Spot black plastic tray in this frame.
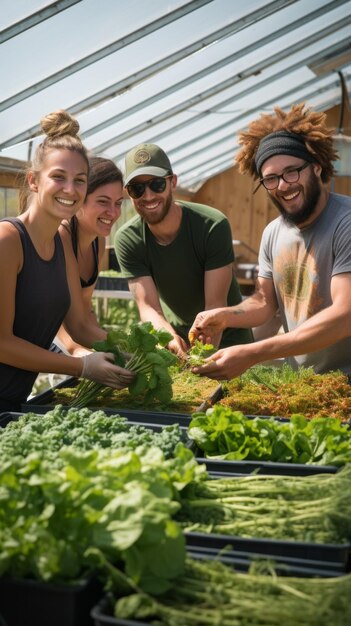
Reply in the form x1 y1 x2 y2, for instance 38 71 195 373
186 545 344 576
185 531 351 571
201 457 339 476
91 596 145 626
0 575 103 626
20 405 192 427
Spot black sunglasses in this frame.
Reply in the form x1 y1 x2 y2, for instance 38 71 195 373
126 175 173 199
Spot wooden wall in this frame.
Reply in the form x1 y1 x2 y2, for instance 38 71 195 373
190 105 351 264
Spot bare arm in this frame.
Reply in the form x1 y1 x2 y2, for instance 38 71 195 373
128 276 188 356
193 273 351 380
202 264 238 347
190 276 278 344
60 234 106 347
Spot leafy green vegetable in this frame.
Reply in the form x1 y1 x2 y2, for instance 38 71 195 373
188 405 351 465
185 340 216 368
0 414 202 587
71 322 177 408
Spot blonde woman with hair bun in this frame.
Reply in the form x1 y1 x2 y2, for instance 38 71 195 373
0 109 134 412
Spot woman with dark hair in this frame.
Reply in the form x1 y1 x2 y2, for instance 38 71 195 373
0 110 133 412
54 156 124 356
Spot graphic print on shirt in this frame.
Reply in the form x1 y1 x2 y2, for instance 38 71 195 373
274 241 323 326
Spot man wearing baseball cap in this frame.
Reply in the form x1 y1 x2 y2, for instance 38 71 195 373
189 103 351 380
114 142 253 357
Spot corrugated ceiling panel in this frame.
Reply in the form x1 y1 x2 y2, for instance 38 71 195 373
0 0 350 190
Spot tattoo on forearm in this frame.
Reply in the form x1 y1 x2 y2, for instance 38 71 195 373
233 307 246 316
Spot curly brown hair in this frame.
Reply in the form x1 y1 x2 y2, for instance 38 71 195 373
235 103 338 183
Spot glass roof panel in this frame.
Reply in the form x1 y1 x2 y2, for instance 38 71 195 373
1 0 350 191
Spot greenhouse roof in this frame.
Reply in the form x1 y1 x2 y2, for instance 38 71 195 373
1 0 350 191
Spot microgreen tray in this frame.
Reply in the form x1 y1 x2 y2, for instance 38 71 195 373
21 402 192 427
22 375 222 416
0 411 196 455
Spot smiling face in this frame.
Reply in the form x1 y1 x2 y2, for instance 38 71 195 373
261 155 323 227
76 181 123 237
129 174 176 225
29 148 88 220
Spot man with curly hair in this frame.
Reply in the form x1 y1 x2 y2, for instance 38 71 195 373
189 103 351 380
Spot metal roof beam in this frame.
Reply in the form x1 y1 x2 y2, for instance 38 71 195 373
0 0 213 112
81 0 300 138
108 33 351 160
171 76 348 170
81 0 344 140
0 0 298 146
0 0 82 44
96 12 350 154
170 72 351 179
177 83 350 185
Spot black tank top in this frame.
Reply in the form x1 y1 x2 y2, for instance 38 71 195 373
0 218 71 411
70 216 99 288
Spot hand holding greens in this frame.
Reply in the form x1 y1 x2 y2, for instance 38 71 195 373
71 322 177 408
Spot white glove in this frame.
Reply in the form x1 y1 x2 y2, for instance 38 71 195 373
81 352 135 389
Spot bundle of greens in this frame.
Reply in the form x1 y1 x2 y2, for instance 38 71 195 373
103 557 351 626
188 406 351 465
176 466 351 543
71 322 177 408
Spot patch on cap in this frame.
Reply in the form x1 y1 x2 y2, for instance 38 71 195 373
134 149 152 164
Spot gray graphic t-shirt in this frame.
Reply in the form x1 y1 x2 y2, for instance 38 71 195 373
258 192 351 375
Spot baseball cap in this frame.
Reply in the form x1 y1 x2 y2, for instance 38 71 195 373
124 143 173 185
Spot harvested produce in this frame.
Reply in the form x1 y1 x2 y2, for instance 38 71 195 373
188 406 351 465
176 466 351 543
107 557 351 626
71 322 177 408
220 364 351 421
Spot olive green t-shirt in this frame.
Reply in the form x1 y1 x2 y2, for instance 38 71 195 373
115 201 252 347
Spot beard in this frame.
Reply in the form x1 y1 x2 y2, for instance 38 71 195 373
136 189 172 225
270 170 322 226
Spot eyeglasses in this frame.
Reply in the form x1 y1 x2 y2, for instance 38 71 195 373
254 161 311 193
126 175 173 199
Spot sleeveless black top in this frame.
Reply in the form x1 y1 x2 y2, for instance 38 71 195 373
70 216 99 288
0 218 71 411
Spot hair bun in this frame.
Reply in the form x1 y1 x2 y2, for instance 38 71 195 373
40 109 80 139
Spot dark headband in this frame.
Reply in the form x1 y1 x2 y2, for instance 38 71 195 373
255 130 315 175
